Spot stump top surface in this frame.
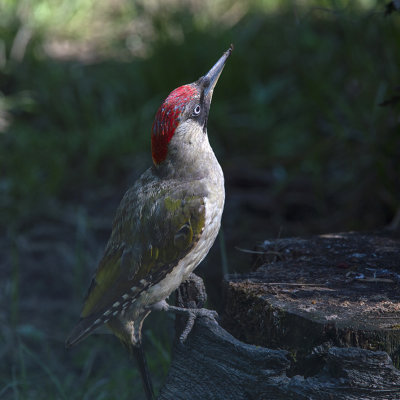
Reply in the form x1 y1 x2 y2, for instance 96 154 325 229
229 232 400 331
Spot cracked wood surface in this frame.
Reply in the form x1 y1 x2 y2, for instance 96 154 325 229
224 231 400 373
158 237 400 400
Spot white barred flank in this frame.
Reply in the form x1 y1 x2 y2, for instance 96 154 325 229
80 285 147 333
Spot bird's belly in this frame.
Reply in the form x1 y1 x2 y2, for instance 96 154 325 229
135 191 224 308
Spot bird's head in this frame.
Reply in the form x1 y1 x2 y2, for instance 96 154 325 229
151 46 233 166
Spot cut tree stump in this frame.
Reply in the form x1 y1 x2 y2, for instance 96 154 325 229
223 231 400 374
158 231 400 399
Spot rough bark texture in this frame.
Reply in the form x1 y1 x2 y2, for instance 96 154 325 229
158 231 400 399
223 231 400 373
159 317 400 399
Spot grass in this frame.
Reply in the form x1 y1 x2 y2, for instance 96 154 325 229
1 0 400 398
1 1 399 226
2 285 172 400
3 338 143 399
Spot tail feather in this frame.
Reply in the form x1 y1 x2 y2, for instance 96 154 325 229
65 315 105 348
132 343 155 400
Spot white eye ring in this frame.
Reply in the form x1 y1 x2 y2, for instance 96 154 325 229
193 104 201 116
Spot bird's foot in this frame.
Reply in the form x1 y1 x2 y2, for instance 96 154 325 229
149 301 218 342
167 305 218 342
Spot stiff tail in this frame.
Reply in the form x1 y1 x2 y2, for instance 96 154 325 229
65 315 105 348
131 343 155 400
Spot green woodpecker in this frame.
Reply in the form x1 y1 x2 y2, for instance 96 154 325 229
66 46 232 399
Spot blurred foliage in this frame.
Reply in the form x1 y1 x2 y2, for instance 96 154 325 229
1 0 400 398
1 0 399 227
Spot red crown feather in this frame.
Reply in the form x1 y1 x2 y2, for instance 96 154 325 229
151 84 197 165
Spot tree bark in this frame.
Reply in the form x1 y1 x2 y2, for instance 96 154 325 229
224 231 400 372
159 317 400 400
158 231 400 399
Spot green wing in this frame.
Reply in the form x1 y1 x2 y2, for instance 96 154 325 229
79 176 206 321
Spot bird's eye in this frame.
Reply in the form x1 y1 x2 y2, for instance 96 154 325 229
193 104 201 116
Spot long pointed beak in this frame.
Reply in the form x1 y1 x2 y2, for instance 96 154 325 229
202 45 233 101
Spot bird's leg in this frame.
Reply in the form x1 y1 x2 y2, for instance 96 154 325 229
150 273 218 342
151 300 218 342
166 303 218 342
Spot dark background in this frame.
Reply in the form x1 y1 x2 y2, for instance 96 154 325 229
1 0 399 398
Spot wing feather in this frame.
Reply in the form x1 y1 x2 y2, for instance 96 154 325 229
66 170 207 347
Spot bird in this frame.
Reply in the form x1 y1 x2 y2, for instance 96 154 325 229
66 45 232 399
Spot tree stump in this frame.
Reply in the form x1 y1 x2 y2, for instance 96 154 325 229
223 231 400 374
158 231 400 399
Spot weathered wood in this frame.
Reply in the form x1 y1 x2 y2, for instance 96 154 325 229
223 232 400 373
159 317 290 400
159 318 400 399
158 269 400 399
